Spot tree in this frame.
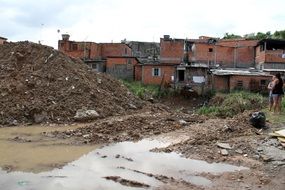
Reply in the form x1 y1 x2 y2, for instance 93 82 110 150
273 30 285 39
223 33 242 39
243 30 285 40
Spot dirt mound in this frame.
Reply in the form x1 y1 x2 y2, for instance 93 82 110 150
155 111 264 163
0 42 143 125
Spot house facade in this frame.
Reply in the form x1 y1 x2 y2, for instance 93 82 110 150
58 34 285 94
58 34 134 76
255 39 285 74
0 37 7 45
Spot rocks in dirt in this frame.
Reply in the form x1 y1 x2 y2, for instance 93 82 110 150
51 112 206 144
33 111 48 123
235 149 243 154
178 119 187 126
259 146 285 162
0 42 143 125
220 149 229 156
74 109 100 121
216 142 232 150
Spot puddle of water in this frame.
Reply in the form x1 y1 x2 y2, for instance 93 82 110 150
0 125 98 172
0 139 248 190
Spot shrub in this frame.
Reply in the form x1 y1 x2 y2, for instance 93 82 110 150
121 80 172 99
197 91 266 118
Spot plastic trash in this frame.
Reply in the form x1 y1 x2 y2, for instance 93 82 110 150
249 112 266 129
17 180 29 186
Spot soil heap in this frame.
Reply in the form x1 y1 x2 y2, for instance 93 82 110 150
0 42 143 125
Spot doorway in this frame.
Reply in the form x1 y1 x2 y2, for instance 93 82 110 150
178 70 185 82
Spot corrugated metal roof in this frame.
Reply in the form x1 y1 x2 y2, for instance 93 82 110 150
211 69 272 76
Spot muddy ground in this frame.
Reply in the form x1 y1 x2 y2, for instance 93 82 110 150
0 98 284 190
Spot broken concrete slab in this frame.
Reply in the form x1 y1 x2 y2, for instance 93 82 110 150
217 142 232 150
74 109 100 121
259 146 285 161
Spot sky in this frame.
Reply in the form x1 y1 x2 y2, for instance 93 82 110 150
0 0 284 49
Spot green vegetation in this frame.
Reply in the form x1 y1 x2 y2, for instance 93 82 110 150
121 80 172 99
197 91 266 118
223 29 285 40
263 98 285 124
223 33 242 39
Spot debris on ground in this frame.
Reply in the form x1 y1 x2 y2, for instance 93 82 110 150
269 128 285 147
48 111 207 144
0 42 143 125
249 112 266 129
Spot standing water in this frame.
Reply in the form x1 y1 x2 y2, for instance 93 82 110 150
0 139 248 190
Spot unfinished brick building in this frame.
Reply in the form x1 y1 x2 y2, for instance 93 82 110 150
58 34 285 94
58 34 133 77
141 35 285 93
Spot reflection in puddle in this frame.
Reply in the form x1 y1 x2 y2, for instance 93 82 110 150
0 125 98 172
0 139 248 190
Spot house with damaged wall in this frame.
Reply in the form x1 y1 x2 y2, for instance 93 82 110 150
58 35 159 80
138 35 285 94
58 34 285 94
58 34 138 80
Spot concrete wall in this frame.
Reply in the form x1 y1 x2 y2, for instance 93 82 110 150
126 41 160 63
183 67 209 95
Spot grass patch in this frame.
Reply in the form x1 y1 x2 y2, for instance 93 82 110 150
263 98 285 124
121 80 172 99
197 91 266 118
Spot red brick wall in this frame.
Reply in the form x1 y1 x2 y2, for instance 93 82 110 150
134 65 142 81
190 43 216 63
265 50 285 63
213 75 271 92
190 42 255 67
141 65 175 85
106 57 138 68
58 41 101 59
101 44 132 58
160 38 184 64
218 39 258 47
58 41 131 60
236 46 255 64
229 75 271 91
255 46 265 64
212 75 229 91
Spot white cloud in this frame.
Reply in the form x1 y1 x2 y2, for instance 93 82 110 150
0 0 284 49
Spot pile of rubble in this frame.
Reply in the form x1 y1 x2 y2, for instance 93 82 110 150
0 42 143 125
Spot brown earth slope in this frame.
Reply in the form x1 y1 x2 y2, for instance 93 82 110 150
0 42 143 125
